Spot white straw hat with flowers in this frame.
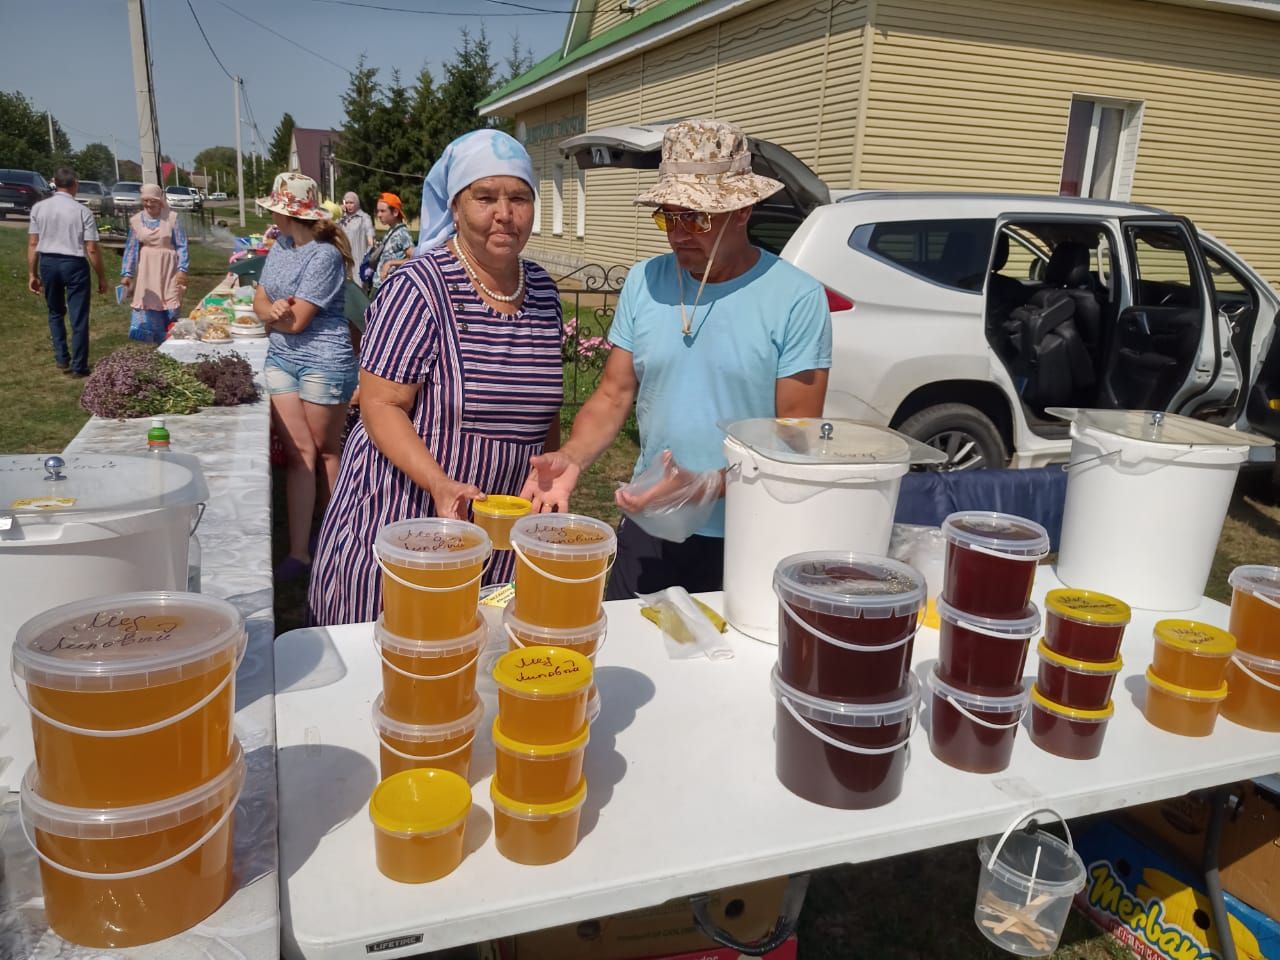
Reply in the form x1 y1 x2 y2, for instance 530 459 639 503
633 118 783 213
257 171 329 220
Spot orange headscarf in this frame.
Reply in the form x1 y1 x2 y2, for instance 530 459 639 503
379 192 403 212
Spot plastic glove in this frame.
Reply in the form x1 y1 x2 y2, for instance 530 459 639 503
615 450 722 543
638 586 734 661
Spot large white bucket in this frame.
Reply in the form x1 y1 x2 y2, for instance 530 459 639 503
722 435 907 640
1055 422 1249 611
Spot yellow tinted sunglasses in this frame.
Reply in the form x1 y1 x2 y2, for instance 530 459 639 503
651 209 713 234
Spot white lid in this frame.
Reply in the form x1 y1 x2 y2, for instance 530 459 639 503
22 740 244 835
927 666 1029 713
503 605 609 642
510 514 617 560
1228 564 1280 601
375 615 487 657
372 694 484 743
374 518 491 570
722 418 944 467
773 551 926 620
942 511 1050 559
0 452 208 519
771 667 920 727
1047 407 1271 449
936 597 1042 638
12 591 246 692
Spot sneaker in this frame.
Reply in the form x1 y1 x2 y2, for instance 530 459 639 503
55 361 69 371
67 370 91 379
275 555 312 584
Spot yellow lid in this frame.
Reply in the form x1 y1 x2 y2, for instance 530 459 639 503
1153 620 1236 658
493 645 593 698
1044 589 1132 626
1036 639 1123 674
1145 666 1229 702
368 768 472 836
492 718 589 757
490 776 587 818
473 495 532 519
1030 684 1115 721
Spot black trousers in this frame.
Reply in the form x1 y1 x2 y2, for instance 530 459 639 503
604 518 725 601
40 254 90 373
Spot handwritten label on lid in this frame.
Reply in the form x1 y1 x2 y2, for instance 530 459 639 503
526 522 607 546
1155 619 1236 656
494 646 592 696
394 528 480 555
23 602 233 666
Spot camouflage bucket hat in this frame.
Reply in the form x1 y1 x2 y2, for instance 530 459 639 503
633 119 784 214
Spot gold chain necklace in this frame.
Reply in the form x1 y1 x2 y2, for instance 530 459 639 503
452 237 525 303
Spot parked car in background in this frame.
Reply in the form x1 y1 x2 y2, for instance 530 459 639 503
111 181 142 213
209 191 228 201
563 123 1280 470
165 185 203 212
0 168 52 217
75 180 109 215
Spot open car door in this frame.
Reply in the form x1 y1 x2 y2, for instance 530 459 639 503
559 122 831 254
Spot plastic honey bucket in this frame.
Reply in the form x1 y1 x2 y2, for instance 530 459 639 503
503 605 608 661
472 495 532 550
372 694 484 781
1151 620 1236 691
493 645 593 745
1221 650 1280 732
975 809 1086 957
491 776 587 865
369 768 471 883
374 518 491 641
510 514 616 629
492 718 590 804
375 617 486 726
11 592 245 807
1227 565 1280 659
20 739 243 948
1143 668 1228 738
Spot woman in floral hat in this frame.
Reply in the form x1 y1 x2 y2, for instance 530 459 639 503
253 171 358 582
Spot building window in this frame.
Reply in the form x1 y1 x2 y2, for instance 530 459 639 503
532 169 541 234
1060 96 1144 201
575 166 586 237
552 163 565 236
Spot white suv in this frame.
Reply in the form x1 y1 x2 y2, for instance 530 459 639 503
563 125 1280 468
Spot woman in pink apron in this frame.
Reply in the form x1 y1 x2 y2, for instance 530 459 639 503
121 183 189 343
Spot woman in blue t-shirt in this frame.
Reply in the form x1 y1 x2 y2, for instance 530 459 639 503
253 171 358 582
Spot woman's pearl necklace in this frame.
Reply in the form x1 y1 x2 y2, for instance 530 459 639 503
453 237 524 303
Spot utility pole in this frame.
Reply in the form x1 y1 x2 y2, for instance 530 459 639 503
47 111 55 154
126 0 161 184
234 76 245 228
111 135 120 182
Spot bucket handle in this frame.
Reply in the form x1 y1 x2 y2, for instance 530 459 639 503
511 542 617 586
374 546 488 594
961 542 1046 563
190 501 207 537
374 729 476 763
945 694 1025 731
777 599 919 654
942 617 1038 642
986 807 1075 873
374 634 481 681
503 621 608 658
1242 589 1280 613
1232 654 1280 692
779 694 917 755
11 641 245 739
19 782 242 882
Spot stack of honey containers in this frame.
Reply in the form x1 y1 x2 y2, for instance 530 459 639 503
11 592 247 948
926 512 1048 773
1223 565 1280 731
490 513 615 864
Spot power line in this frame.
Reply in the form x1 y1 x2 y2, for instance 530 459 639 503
215 1 358 75
332 154 424 179
185 0 235 81
298 0 577 18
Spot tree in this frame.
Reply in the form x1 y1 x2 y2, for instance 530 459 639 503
409 65 443 189
193 146 239 197
77 142 117 185
436 29 499 147
269 112 295 169
0 90 73 173
337 56 383 206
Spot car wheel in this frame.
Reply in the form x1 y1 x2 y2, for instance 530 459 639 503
897 403 1008 471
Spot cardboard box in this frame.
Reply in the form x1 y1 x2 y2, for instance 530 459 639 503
1124 782 1280 921
631 936 797 960
501 877 792 960
1074 818 1280 960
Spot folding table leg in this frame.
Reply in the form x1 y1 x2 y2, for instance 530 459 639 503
689 872 810 957
1203 785 1239 960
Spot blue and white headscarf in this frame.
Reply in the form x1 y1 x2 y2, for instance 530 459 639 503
416 129 536 255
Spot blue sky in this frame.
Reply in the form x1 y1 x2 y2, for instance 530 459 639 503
1 0 571 165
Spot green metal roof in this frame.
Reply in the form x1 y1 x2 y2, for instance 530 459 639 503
479 0 704 109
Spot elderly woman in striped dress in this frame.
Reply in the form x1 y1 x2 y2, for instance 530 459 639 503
308 130 562 626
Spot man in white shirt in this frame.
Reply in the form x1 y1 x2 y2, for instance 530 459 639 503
28 167 108 376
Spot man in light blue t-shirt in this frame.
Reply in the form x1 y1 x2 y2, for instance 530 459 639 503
522 119 832 599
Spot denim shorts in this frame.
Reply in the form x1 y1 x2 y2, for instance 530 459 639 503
263 355 358 405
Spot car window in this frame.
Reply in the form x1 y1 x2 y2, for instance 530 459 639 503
748 218 801 255
849 218 995 292
1126 224 1201 308
1201 247 1256 316
999 226 1049 281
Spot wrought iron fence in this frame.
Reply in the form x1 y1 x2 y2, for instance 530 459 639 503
556 263 629 408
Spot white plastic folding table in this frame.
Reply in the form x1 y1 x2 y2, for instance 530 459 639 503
275 570 1280 960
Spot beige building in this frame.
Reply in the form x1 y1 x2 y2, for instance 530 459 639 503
479 0 1280 283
